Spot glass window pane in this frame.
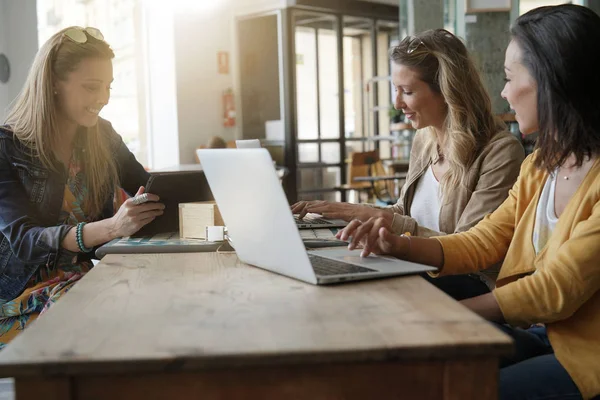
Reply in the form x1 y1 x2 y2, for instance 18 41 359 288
295 26 318 140
325 191 341 202
345 140 365 158
299 191 341 202
323 166 341 188
444 0 456 33
343 17 373 141
376 21 399 153
520 0 565 15
380 140 392 160
321 143 340 164
318 27 340 139
299 167 341 191
343 36 362 140
298 143 319 164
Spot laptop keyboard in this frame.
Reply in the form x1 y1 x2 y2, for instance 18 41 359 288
294 216 332 225
308 254 376 276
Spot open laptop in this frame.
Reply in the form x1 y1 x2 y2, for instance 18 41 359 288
235 139 261 148
235 140 347 229
196 148 436 285
294 214 347 229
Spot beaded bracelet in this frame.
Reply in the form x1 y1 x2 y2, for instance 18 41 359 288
75 222 93 253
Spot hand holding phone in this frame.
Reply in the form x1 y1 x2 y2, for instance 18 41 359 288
109 187 164 238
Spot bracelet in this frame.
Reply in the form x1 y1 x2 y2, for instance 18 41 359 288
75 222 93 253
400 232 412 258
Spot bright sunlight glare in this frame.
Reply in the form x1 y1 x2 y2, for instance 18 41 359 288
143 0 225 13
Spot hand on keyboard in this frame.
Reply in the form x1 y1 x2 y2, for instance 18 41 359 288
337 217 408 258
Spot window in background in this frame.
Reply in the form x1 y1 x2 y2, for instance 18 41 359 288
36 0 146 166
342 17 373 157
376 20 399 160
444 0 457 33
294 11 342 201
519 0 570 14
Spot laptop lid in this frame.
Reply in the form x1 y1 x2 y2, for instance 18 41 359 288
235 139 261 149
294 214 348 229
197 149 318 284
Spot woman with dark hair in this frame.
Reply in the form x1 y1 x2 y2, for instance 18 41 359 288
293 29 524 300
338 4 600 399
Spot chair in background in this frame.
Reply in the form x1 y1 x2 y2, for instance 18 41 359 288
337 150 405 205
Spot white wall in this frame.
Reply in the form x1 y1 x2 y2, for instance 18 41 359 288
173 1 239 164
141 4 181 170
0 0 38 121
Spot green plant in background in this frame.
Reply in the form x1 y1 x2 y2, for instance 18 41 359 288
388 104 404 123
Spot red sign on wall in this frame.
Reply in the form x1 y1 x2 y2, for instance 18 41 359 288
223 88 235 127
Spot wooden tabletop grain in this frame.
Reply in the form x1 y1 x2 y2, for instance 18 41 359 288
0 252 512 377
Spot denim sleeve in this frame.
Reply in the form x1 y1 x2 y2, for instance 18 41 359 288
0 150 74 265
101 119 150 196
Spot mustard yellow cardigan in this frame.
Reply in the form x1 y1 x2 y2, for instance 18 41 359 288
436 153 600 399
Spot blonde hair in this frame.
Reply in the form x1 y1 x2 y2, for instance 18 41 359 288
4 27 118 218
390 29 504 199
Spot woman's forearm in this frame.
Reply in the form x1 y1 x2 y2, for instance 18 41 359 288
60 218 117 252
461 292 505 323
396 236 445 269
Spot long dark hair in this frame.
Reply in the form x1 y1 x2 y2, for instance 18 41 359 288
511 4 600 171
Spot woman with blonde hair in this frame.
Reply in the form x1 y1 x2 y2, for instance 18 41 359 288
0 27 164 348
293 29 524 299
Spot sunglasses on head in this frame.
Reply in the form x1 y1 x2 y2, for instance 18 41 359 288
406 37 426 54
404 29 455 54
63 27 104 44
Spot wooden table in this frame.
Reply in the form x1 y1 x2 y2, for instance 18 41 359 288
0 253 512 399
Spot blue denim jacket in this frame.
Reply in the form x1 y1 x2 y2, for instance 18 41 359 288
0 118 149 301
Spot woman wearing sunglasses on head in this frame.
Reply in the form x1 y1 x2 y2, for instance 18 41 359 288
0 27 164 348
339 5 600 399
293 29 525 300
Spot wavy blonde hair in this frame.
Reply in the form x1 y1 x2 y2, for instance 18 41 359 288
4 27 118 217
390 29 504 199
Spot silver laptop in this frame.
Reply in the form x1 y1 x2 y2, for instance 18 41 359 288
235 139 348 229
196 148 436 285
294 214 348 229
235 139 262 149
236 140 345 229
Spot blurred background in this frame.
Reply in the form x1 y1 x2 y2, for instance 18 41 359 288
1 0 599 203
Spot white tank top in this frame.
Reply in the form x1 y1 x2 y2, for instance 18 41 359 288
410 166 441 232
532 172 559 254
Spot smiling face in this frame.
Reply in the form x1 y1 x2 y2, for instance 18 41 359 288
392 63 447 131
55 57 113 128
501 40 538 135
